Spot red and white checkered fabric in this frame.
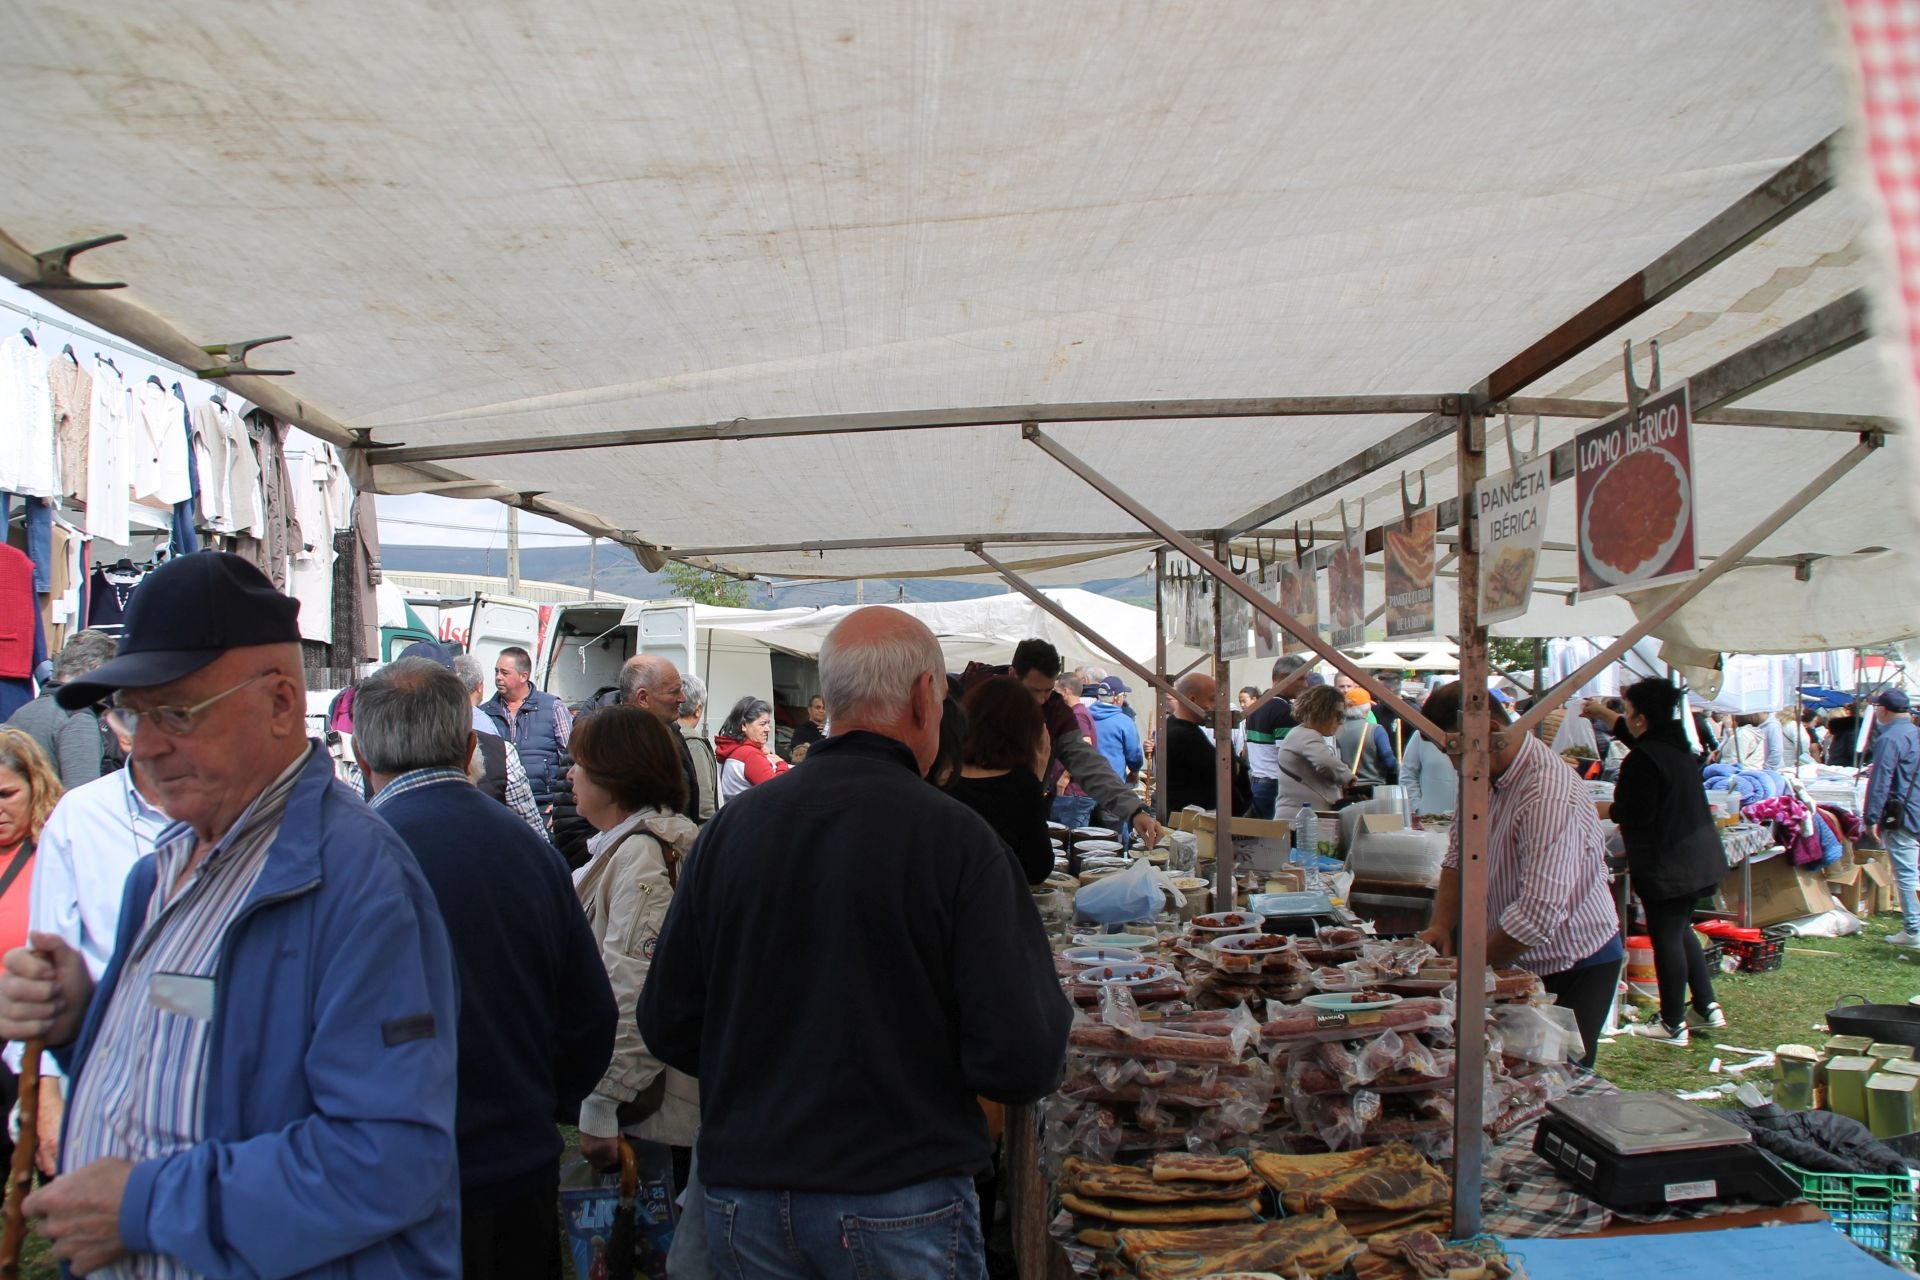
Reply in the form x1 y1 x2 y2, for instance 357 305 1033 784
1845 0 1920 399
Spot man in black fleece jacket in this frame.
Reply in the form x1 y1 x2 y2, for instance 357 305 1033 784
640 607 1072 1277
354 658 617 1279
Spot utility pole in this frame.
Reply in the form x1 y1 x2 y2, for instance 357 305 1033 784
587 537 598 600
855 578 865 605
506 507 521 595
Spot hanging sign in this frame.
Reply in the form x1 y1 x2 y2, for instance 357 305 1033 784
1252 565 1282 660
1220 576 1253 660
1384 509 1437 638
1575 384 1697 598
1180 576 1212 650
1278 558 1319 656
1474 453 1552 625
1328 532 1367 649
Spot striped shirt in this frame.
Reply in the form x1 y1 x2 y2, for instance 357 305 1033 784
1444 734 1619 975
62 752 307 1280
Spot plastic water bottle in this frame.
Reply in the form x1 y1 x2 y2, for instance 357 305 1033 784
1294 804 1323 893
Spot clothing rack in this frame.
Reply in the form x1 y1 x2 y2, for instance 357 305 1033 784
0 294 202 382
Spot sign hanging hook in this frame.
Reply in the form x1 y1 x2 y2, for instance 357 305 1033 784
1501 409 1542 474
1293 520 1313 562
1399 470 1428 524
1623 337 1662 415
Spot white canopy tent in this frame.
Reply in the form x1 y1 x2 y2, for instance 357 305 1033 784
1 1 1916 657
10 1 1920 1246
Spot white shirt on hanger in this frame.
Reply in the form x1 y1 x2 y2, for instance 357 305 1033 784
132 377 192 506
0 331 57 497
85 359 131 544
288 446 339 643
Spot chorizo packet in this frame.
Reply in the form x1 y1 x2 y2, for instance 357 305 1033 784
1068 986 1258 1063
1259 995 1453 1047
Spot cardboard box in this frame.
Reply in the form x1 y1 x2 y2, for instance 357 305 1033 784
1827 861 1867 916
1721 854 1835 927
1170 812 1294 872
1859 850 1896 916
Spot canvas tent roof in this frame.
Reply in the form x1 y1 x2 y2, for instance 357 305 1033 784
700 589 1205 675
3 1 1917 650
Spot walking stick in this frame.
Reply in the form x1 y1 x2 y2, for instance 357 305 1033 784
0 1033 43 1277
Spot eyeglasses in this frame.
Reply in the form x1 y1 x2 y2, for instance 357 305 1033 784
108 673 270 738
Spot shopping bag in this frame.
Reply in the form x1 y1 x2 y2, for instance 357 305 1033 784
560 1140 677 1280
1074 857 1183 925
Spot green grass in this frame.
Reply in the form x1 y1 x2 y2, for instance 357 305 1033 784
1601 915 1920 1098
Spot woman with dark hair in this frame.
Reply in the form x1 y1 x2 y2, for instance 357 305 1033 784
715 695 790 800
929 693 967 789
566 707 702 1179
946 677 1052 883
1588 680 1726 1046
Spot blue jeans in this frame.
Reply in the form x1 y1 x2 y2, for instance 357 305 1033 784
706 1175 985 1280
1247 776 1278 821
1886 827 1920 934
1049 793 1095 830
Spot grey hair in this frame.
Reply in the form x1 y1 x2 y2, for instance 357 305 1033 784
451 653 487 696
819 616 944 722
1055 671 1084 698
53 630 118 683
678 673 707 718
618 654 676 705
353 658 473 773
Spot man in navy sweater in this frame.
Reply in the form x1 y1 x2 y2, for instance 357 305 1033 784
640 607 1071 1279
354 657 616 1279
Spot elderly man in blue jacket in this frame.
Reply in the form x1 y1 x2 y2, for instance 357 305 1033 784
0 552 460 1278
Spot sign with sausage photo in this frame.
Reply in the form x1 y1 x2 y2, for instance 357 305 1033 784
1384 508 1437 639
1328 531 1367 649
1278 558 1319 656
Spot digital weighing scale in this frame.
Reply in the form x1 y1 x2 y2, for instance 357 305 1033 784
1532 1091 1799 1209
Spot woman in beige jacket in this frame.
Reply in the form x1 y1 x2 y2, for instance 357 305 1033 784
567 706 703 1170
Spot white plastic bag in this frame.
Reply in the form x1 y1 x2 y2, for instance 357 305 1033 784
1551 710 1599 758
1074 857 1184 925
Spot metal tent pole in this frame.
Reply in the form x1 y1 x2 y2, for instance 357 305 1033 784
971 547 1206 719
1450 407 1493 1237
1155 550 1171 824
1212 540 1234 908
1023 426 1446 744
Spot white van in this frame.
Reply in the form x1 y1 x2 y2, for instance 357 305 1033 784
539 599 798 736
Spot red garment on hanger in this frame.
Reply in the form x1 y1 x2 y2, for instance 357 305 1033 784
0 544 34 679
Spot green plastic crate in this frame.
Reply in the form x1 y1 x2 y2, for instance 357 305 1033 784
1788 1162 1920 1269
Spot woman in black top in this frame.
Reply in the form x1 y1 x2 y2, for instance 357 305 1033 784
945 675 1053 884
1589 679 1727 1045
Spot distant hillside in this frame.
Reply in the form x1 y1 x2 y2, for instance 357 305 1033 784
380 544 1160 608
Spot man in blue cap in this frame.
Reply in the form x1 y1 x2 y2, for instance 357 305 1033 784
1865 688 1920 947
0 552 460 1277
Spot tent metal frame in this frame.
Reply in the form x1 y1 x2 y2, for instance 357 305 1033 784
0 123 1887 1259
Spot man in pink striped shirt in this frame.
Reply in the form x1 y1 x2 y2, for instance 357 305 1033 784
1415 682 1622 1067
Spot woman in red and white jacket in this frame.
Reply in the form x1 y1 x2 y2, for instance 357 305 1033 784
715 696 791 801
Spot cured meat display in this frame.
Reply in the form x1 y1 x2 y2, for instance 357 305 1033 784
1044 930 1569 1277
1115 1209 1363 1280
1252 1143 1451 1215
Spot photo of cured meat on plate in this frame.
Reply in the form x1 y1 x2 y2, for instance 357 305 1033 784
1579 445 1690 587
1480 545 1536 613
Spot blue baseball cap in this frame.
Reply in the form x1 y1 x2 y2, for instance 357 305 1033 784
1874 688 1911 713
57 552 301 708
1099 675 1132 695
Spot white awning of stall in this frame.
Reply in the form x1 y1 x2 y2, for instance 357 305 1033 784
3 0 1917 650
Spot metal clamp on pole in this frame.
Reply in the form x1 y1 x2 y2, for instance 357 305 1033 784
26 235 128 290
197 335 295 379
1623 336 1661 415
